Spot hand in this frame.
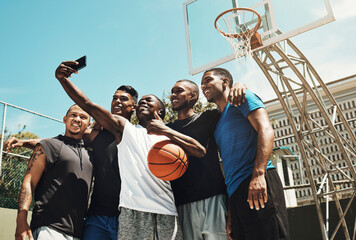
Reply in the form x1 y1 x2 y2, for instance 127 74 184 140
55 61 78 81
226 209 234 240
228 82 247 106
15 221 33 240
91 121 103 131
247 174 268 210
4 137 23 152
146 111 167 135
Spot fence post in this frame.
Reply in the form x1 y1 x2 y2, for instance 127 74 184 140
0 103 8 175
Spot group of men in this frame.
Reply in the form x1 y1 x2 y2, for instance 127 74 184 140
6 60 289 240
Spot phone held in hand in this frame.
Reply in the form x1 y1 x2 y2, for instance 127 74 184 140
72 55 86 71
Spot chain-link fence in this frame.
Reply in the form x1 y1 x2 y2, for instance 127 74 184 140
0 152 30 209
0 101 63 209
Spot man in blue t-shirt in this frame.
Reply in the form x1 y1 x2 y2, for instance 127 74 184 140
201 68 289 240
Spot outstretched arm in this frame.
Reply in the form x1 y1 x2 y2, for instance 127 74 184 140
146 112 206 158
4 137 41 152
247 108 274 210
55 61 125 141
15 144 46 240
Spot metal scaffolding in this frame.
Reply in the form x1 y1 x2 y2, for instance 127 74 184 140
252 37 356 240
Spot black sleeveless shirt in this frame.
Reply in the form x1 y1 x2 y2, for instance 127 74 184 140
87 129 120 216
30 135 93 238
167 109 227 206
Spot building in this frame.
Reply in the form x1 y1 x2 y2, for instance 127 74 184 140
266 74 356 205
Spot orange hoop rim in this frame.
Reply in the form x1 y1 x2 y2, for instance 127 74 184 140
214 8 262 39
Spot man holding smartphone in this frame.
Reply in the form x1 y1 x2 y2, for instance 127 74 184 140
54 59 208 239
7 85 138 240
7 56 138 240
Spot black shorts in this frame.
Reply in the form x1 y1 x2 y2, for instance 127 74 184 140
229 169 289 240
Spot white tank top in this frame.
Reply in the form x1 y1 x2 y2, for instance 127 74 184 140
117 121 177 215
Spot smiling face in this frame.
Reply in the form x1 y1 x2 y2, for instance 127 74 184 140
110 90 136 120
63 105 91 139
201 71 226 103
136 95 163 123
170 81 197 111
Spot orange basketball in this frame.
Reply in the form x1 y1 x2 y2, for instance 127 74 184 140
147 140 188 181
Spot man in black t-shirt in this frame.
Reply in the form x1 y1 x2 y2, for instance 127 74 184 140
15 105 92 240
162 80 246 239
81 85 137 240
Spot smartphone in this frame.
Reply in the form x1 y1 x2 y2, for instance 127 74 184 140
72 55 86 71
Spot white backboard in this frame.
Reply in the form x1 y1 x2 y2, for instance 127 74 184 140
183 0 335 75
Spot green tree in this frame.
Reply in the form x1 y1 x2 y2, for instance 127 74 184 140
0 131 39 209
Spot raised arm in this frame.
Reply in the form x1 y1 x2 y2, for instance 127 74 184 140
247 108 275 210
146 112 206 158
55 61 125 141
15 144 46 240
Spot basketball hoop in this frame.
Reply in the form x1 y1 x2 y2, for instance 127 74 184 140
215 8 262 59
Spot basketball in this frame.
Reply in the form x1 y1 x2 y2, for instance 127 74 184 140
147 140 188 181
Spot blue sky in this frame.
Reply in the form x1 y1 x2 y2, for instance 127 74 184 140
0 0 355 137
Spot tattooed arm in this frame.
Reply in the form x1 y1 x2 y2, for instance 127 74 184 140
15 144 46 240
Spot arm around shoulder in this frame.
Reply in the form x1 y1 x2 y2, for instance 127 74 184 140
146 112 206 158
4 137 41 151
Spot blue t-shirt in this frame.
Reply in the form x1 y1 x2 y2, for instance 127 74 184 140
214 90 275 196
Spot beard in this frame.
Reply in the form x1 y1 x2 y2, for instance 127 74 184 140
69 130 80 135
172 101 189 111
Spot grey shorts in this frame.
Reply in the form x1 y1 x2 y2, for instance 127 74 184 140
118 207 183 240
32 226 80 240
177 194 229 240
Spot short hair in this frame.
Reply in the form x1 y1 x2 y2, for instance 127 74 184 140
66 104 91 121
204 68 233 87
151 95 166 119
176 79 200 99
66 104 79 116
117 85 138 103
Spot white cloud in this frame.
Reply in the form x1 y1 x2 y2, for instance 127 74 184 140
5 113 35 135
333 0 356 20
313 0 356 20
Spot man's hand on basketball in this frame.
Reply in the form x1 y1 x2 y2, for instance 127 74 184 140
146 111 167 135
229 82 247 106
55 61 78 81
248 174 268 210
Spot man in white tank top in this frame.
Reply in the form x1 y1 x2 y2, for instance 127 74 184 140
55 60 206 239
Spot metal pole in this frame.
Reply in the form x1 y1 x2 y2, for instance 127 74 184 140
326 178 329 237
0 103 8 175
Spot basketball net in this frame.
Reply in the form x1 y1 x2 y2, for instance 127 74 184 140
215 8 262 60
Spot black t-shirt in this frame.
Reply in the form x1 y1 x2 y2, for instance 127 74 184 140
167 109 227 206
30 135 93 238
87 129 120 216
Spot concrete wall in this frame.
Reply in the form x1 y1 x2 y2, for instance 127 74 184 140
0 208 31 240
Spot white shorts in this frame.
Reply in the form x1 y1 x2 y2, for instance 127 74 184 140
32 226 80 240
